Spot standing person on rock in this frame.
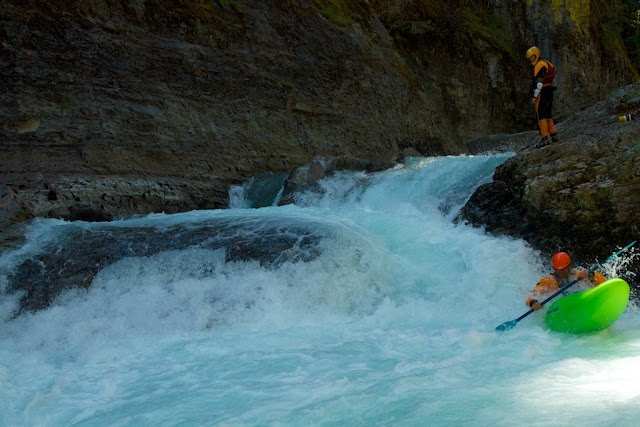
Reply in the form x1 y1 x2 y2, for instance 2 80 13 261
526 46 559 148
526 251 607 310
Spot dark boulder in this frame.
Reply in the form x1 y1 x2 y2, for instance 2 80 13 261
459 82 640 276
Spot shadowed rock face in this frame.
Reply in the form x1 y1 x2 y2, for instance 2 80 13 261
0 0 636 239
458 82 640 274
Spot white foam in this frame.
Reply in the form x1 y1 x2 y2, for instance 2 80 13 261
2 154 639 425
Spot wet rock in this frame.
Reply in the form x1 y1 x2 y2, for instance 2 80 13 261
0 185 32 231
278 155 396 205
466 131 539 154
457 180 530 238
459 82 640 271
241 172 291 208
279 157 339 205
5 217 324 314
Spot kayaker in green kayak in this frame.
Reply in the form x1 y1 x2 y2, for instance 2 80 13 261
526 252 607 310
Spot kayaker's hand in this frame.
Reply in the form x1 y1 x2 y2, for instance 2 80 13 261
589 270 607 286
531 301 543 311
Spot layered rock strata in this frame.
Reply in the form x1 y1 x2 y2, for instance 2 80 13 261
1 0 636 242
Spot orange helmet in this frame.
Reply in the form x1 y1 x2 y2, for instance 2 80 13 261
551 252 571 270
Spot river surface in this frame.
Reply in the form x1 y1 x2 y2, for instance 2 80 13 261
2 155 640 425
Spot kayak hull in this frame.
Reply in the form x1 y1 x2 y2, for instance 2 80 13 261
544 278 630 333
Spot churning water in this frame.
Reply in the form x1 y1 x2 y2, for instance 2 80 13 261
2 155 640 425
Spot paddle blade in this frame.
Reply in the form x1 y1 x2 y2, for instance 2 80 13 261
495 319 518 332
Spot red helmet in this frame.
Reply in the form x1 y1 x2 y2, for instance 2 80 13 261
551 252 571 270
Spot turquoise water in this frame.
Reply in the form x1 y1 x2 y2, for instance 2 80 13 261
2 154 640 425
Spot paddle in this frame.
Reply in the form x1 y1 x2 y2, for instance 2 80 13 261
495 240 637 332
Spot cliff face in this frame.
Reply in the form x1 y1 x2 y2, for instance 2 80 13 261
0 0 637 237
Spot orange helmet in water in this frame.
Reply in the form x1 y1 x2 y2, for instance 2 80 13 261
551 252 571 270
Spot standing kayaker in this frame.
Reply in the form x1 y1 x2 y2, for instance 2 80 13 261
526 252 607 310
526 46 559 148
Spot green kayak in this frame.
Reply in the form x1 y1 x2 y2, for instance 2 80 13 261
544 278 630 333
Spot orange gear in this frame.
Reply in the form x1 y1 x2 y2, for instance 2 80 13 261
526 268 607 307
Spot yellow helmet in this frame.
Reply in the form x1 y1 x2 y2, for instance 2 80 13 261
526 46 540 65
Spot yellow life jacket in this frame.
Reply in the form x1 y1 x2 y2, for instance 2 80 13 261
533 60 555 87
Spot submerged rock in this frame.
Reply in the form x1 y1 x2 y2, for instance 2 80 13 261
6 217 324 313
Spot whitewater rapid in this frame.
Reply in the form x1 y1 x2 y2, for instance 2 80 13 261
2 155 640 425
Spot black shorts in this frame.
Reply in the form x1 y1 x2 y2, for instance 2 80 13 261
537 86 556 119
